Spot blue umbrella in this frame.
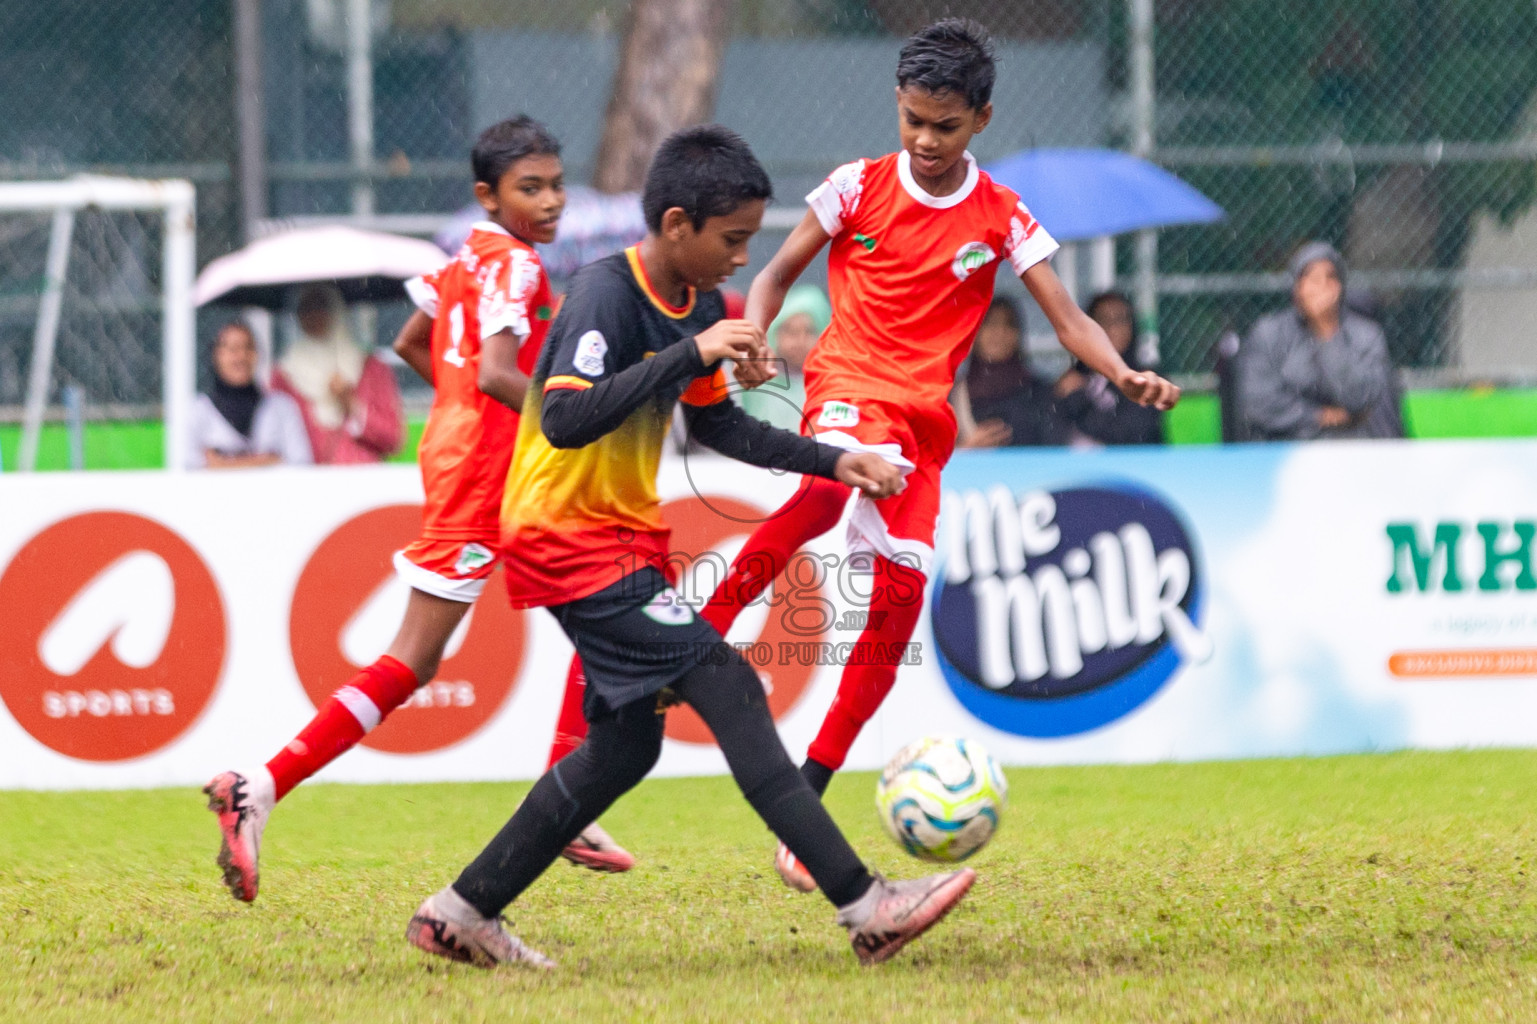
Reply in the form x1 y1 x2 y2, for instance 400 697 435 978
983 148 1224 242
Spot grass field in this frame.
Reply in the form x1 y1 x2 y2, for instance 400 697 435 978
3 750 1537 1023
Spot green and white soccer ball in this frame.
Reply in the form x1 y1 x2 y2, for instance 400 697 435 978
876 735 1008 862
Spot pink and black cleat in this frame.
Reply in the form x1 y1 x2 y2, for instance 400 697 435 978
560 821 636 873
203 769 274 902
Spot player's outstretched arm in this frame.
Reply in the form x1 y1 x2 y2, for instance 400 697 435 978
477 327 531 412
1021 261 1180 411
683 400 899 498
392 310 435 386
736 210 833 389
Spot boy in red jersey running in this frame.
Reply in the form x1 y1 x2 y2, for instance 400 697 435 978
203 117 631 903
711 20 1181 891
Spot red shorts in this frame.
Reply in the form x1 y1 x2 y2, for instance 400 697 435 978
393 535 500 603
800 397 955 576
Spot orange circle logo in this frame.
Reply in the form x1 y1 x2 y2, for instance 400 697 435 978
0 512 226 762
289 505 525 754
660 495 825 745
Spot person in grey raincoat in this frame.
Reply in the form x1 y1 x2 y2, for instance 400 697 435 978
1237 241 1401 440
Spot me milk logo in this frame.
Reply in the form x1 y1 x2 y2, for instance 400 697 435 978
931 485 1212 737
289 505 524 754
0 512 226 761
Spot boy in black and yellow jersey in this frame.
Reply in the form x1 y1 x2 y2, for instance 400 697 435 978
406 126 976 969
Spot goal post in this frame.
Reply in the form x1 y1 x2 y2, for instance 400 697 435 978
0 176 195 472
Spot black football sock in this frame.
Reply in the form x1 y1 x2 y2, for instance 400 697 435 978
672 652 873 908
452 699 663 918
800 758 835 797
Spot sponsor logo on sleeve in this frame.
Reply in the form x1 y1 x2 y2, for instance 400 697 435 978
931 484 1211 737
573 329 608 376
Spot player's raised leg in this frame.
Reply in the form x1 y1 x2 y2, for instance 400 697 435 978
700 474 850 638
205 584 461 901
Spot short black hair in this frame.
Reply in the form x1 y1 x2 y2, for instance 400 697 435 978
896 19 996 111
472 115 561 187
641 124 773 232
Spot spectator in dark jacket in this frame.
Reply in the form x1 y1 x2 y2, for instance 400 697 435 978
1237 241 1401 440
1053 291 1165 446
953 296 1065 448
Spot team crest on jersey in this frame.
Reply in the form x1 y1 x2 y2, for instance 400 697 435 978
574 330 608 376
951 241 997 280
455 543 495 575
817 401 861 429
642 587 696 626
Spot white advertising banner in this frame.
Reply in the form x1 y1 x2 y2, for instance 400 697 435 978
4 439 1537 790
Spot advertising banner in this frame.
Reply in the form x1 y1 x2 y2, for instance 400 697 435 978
4 439 1537 790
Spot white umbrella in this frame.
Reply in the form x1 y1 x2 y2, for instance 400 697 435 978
194 225 448 308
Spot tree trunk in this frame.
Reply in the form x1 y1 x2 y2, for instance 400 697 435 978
592 0 735 194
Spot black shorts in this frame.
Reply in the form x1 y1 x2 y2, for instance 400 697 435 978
549 567 728 719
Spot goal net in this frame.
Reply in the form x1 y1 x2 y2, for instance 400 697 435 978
0 177 194 471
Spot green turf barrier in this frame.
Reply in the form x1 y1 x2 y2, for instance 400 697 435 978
2 389 1535 471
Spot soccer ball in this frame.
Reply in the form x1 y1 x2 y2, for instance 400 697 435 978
876 736 1008 862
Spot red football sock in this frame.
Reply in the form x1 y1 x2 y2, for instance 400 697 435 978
545 654 590 768
265 655 418 801
701 474 849 636
807 556 927 771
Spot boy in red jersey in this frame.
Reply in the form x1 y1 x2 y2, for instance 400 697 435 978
711 20 1181 891
203 117 631 903
405 126 976 970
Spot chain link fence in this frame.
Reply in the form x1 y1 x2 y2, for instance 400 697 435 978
3 0 1536 425
1142 0 1537 377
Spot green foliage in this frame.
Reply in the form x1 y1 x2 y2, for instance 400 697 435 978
1150 0 1537 372
4 752 1537 1022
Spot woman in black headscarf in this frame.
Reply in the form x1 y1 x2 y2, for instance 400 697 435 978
953 296 1066 448
186 322 313 468
1054 291 1165 446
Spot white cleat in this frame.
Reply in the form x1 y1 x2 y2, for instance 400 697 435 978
837 868 976 965
406 886 555 969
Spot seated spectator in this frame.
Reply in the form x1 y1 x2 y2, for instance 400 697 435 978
1054 291 1165 446
271 283 403 463
187 322 312 469
953 296 1064 448
739 284 829 431
1237 241 1401 440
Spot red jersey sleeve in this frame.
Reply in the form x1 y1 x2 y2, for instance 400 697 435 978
680 367 730 407
479 247 542 342
805 158 868 237
1001 199 1060 275
404 268 442 318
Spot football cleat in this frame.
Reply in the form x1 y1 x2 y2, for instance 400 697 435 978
203 768 275 902
560 822 636 873
774 840 818 893
837 868 976 965
406 886 554 969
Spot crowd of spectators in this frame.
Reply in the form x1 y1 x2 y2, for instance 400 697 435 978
187 238 1406 473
